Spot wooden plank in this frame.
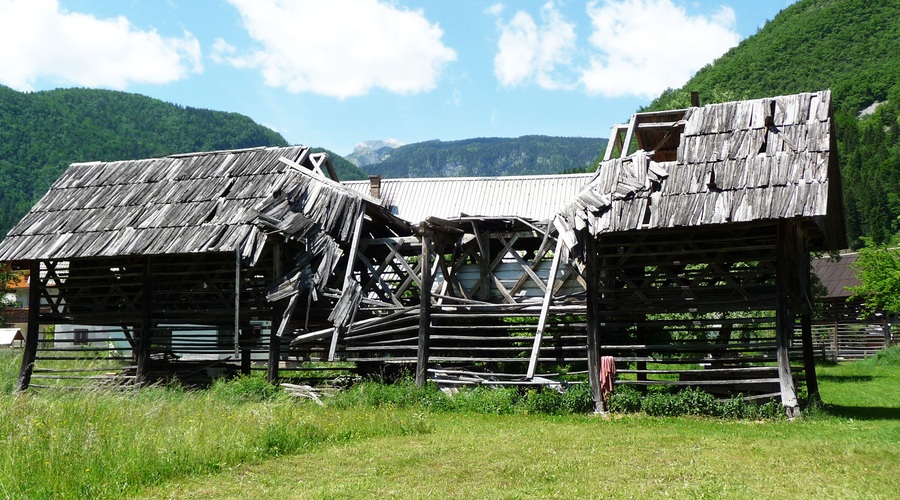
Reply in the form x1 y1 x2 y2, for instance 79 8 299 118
527 236 564 379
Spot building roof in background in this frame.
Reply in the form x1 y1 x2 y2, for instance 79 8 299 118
344 173 595 225
812 253 859 299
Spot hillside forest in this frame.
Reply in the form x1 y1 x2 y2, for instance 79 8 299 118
0 86 367 237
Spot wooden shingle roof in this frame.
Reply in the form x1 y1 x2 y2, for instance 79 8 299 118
0 146 387 263
556 90 846 250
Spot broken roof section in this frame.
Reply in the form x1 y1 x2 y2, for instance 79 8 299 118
0 146 409 264
556 90 846 251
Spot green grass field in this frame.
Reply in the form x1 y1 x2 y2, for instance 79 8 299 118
1 348 898 499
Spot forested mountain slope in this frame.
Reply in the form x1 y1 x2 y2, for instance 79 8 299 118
644 0 900 247
363 135 607 178
0 86 365 237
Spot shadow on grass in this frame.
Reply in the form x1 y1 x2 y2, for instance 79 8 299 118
817 375 876 383
823 404 900 420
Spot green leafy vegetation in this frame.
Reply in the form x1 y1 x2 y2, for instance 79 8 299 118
644 0 900 247
363 135 606 178
848 243 900 315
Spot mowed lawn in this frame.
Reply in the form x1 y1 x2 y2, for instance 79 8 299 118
138 355 900 499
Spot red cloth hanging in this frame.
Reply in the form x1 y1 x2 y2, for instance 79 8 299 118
600 355 616 400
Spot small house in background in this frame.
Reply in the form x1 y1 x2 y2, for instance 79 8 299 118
810 253 893 359
0 263 30 331
0 328 24 348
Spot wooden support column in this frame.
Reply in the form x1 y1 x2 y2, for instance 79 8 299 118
267 244 284 382
796 234 819 404
416 225 434 387
234 250 241 359
884 312 892 350
800 312 819 403
135 257 153 385
775 221 800 416
15 260 42 392
584 231 606 413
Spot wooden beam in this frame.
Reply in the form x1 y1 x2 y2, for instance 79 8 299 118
234 249 241 359
584 231 606 413
527 236 564 379
135 257 152 386
416 226 434 387
14 260 42 392
775 221 800 416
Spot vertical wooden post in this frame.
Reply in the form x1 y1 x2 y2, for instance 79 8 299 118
268 244 284 382
234 250 241 359
775 221 800 416
884 313 892 349
796 235 819 404
15 260 42 392
800 312 819 403
584 231 605 413
416 225 434 387
135 257 152 385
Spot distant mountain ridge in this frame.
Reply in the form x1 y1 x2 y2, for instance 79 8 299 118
345 139 404 167
361 135 607 178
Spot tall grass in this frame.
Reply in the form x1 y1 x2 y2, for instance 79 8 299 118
0 351 431 499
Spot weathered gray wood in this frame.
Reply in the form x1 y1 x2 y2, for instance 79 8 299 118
584 232 605 413
527 236 564 379
416 227 434 387
775 221 800 415
135 258 152 385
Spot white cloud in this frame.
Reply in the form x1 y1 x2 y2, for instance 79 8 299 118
223 0 457 99
492 2 576 90
0 0 201 91
580 0 739 98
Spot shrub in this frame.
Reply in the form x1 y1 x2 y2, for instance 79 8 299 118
606 385 642 413
560 383 594 414
678 387 718 416
524 388 564 415
641 392 688 417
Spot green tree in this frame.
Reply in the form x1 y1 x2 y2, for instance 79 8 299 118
848 243 900 315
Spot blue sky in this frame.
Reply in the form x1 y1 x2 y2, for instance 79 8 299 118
0 0 796 156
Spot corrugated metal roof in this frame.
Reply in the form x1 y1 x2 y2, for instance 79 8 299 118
344 172 595 224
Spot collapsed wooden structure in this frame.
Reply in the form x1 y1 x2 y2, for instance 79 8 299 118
1 90 846 414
